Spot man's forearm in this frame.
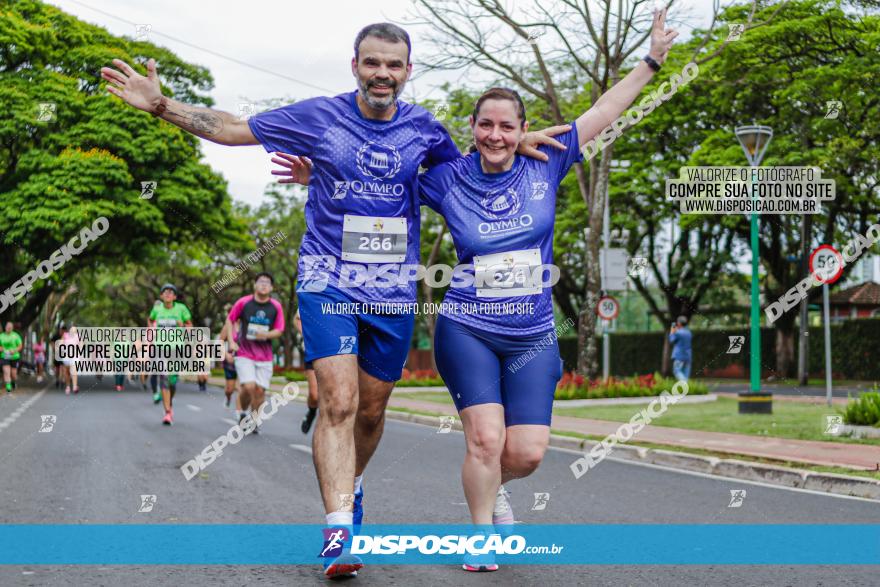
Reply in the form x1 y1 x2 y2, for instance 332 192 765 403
156 97 253 146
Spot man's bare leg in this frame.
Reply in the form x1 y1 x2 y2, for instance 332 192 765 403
312 355 359 513
251 384 265 417
239 381 255 412
354 368 395 476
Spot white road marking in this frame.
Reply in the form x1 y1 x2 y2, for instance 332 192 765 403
186 404 202 412
289 444 313 455
0 391 45 432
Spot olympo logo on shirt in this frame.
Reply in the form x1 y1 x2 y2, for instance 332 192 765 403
481 188 521 218
357 141 402 180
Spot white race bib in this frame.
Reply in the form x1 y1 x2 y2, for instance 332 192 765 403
341 215 407 263
473 248 542 298
246 323 269 341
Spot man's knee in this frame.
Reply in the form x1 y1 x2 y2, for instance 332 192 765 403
321 396 358 426
357 393 389 428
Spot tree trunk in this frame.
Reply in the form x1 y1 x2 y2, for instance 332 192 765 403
422 223 446 373
775 311 797 378
661 333 672 377
577 154 609 378
797 213 812 384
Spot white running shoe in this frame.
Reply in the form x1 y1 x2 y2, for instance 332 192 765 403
493 485 515 533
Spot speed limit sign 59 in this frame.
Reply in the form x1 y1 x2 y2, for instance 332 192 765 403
809 245 844 284
596 296 620 320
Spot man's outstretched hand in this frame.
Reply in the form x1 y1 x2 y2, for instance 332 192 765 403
518 125 571 161
101 58 163 113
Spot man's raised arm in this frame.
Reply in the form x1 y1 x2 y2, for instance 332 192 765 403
101 58 258 146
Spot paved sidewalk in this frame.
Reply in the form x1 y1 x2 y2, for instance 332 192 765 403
388 396 880 472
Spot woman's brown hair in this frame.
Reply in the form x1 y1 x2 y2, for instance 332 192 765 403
469 87 528 152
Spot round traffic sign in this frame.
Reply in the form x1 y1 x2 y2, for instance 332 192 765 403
596 296 620 320
809 245 844 284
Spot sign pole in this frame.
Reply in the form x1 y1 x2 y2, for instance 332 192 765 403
602 320 610 382
823 282 832 407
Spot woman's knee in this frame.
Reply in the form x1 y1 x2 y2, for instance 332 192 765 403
502 442 547 475
465 424 505 461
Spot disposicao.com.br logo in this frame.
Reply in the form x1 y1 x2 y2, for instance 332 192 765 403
349 533 563 557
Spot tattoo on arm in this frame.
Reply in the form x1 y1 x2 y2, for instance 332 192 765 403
165 105 224 137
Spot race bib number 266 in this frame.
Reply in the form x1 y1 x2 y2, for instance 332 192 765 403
341 215 407 263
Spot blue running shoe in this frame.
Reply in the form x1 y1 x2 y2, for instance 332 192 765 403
323 550 363 579
353 482 364 530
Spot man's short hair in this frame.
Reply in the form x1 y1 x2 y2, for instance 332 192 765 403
677 315 689 326
354 23 412 64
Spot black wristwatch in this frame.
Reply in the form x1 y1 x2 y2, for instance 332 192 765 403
643 55 662 72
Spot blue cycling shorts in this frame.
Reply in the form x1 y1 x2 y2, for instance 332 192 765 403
433 314 563 426
297 284 415 382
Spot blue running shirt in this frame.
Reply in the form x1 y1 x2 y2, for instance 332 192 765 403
248 91 460 304
419 122 582 335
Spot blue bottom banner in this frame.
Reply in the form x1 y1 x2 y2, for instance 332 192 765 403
0 524 877 565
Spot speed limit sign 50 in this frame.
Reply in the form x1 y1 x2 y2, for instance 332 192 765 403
809 245 844 284
596 296 620 320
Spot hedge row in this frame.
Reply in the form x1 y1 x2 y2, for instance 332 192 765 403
558 318 880 380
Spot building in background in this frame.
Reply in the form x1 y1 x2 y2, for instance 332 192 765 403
828 282 880 323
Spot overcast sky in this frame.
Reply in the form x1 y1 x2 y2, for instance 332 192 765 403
52 0 717 208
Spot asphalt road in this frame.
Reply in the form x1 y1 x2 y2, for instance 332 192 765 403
0 375 878 586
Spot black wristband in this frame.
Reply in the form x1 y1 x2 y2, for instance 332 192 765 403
643 55 662 72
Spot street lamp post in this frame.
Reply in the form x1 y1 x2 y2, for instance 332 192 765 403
735 125 773 415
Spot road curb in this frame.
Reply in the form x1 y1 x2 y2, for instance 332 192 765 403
553 393 718 408
383 408 880 502
837 424 880 439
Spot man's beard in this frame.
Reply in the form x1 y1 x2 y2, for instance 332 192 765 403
357 77 404 111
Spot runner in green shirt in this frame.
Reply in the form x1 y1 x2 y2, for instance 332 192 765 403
0 322 24 393
147 284 193 425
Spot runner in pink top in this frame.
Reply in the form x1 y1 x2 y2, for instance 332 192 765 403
225 272 285 433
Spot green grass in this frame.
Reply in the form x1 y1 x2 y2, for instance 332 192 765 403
281 371 307 382
555 396 880 445
395 392 879 445
393 391 455 404
386 406 452 419
395 378 446 387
